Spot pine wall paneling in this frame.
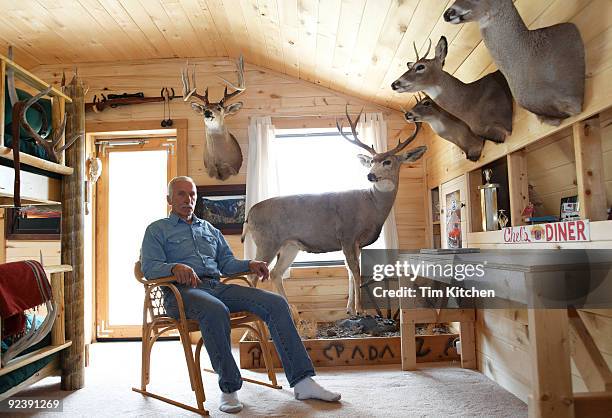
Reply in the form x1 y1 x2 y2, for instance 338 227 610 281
32 57 431 320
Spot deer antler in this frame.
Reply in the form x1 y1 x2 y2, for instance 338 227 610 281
17 86 81 162
181 62 209 105
376 122 422 160
413 39 433 62
336 105 376 155
219 55 245 105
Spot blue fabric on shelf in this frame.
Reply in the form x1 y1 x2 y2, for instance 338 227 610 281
0 314 56 395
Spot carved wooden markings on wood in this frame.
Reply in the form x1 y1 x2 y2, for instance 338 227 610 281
240 335 460 369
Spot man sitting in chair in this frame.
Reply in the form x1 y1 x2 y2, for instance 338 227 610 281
141 176 341 413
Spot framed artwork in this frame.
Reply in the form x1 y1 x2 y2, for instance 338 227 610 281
560 195 579 221
5 205 61 240
195 184 246 234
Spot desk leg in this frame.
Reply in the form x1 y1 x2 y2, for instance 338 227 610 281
459 320 476 369
528 309 574 418
400 309 416 371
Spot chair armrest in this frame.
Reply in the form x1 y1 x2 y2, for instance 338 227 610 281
220 271 255 288
143 276 177 285
142 277 190 325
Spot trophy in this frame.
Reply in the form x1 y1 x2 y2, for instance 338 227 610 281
478 169 500 231
497 209 509 229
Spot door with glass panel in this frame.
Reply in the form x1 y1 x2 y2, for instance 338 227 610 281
440 175 469 249
95 138 176 339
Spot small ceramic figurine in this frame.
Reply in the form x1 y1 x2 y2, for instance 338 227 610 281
521 202 535 221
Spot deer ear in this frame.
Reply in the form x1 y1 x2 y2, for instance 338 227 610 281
357 154 373 168
191 102 205 115
435 36 448 66
224 102 243 116
400 146 427 163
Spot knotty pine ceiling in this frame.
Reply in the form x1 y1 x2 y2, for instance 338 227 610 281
0 0 599 110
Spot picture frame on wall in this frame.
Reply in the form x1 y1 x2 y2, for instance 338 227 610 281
194 184 246 235
5 205 62 240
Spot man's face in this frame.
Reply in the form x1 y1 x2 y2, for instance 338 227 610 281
167 180 197 219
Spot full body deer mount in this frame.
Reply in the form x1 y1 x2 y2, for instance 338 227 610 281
241 109 426 315
405 94 484 162
182 56 245 181
391 37 513 143
444 0 585 126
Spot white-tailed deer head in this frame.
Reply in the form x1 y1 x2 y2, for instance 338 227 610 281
444 0 585 126
391 36 513 143
336 107 425 192
181 56 246 180
405 94 484 162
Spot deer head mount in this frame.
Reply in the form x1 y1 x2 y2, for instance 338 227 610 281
444 0 585 126
181 56 245 181
405 93 484 162
391 36 513 143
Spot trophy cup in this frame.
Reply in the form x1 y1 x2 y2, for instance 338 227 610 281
478 169 500 231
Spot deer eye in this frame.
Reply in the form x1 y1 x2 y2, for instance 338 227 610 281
423 100 431 106
415 64 426 73
383 160 392 166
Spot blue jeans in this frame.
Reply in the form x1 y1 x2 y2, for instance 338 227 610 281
163 279 315 393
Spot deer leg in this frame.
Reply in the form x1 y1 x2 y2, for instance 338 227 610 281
269 242 299 300
342 243 362 316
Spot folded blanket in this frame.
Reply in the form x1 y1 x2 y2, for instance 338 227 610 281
0 260 53 337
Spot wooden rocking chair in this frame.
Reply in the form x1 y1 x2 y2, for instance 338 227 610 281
132 261 281 416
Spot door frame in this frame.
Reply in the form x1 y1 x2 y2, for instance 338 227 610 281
86 120 188 340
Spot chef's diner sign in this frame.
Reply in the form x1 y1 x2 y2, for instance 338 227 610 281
503 220 590 244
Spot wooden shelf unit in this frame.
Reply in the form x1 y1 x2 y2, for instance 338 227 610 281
0 264 72 401
0 53 74 181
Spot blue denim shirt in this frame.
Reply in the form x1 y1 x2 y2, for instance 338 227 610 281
141 212 251 280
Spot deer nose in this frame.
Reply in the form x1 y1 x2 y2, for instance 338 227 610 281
367 173 378 182
404 112 414 121
391 80 401 91
443 8 457 21
204 109 213 118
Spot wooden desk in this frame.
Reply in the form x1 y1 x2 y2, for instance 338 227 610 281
397 251 612 418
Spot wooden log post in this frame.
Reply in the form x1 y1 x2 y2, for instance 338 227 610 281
60 73 86 390
507 150 529 226
573 117 607 221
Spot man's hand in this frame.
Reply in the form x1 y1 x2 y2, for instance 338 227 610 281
249 260 270 281
172 264 200 288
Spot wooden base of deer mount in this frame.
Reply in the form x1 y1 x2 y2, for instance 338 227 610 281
239 332 460 369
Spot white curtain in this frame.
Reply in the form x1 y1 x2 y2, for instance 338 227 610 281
244 116 279 260
357 113 400 250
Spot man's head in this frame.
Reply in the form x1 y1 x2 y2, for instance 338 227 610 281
167 176 197 220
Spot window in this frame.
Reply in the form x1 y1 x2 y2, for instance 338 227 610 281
275 127 385 266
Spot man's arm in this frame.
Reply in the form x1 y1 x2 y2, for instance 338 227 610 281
214 229 252 276
141 224 177 279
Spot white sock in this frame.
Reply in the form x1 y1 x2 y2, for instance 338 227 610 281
294 377 341 402
219 391 243 413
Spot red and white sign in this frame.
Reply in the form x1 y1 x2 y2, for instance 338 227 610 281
503 220 590 244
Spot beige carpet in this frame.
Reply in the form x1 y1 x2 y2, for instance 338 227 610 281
16 341 526 417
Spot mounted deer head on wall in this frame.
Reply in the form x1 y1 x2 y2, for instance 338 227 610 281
391 36 513 143
242 107 426 315
181 56 245 181
405 93 484 162
444 0 585 126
